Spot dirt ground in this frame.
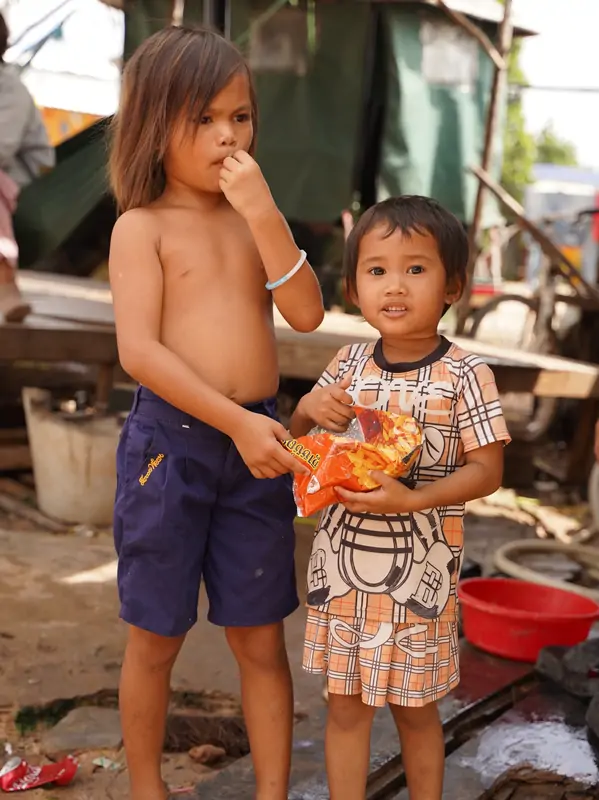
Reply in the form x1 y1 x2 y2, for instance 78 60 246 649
0 491 591 799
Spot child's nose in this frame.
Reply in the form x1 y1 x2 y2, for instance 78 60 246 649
218 124 236 146
385 278 407 295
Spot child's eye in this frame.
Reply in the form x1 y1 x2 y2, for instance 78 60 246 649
235 113 250 123
408 265 424 274
200 116 212 125
369 267 385 276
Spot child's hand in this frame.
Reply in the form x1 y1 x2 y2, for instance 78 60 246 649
233 410 308 479
219 152 274 221
297 374 355 433
337 471 417 515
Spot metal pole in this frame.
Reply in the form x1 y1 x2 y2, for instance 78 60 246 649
203 0 217 28
223 0 232 38
454 0 514 335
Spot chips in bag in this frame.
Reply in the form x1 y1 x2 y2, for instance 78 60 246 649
283 407 423 517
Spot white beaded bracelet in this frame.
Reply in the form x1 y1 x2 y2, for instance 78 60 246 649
265 249 307 291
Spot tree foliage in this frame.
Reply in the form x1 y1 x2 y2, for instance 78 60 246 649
501 40 535 203
535 123 578 166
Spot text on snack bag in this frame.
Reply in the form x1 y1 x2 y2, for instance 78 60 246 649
283 439 321 470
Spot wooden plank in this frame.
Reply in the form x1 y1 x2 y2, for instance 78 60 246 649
194 644 532 800
0 317 118 364
0 364 96 395
392 686 597 799
0 478 35 502
9 272 599 399
20 270 599 376
0 491 65 531
0 444 31 471
17 271 113 301
24 294 115 327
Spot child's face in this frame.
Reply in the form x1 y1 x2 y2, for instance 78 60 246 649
164 72 254 194
352 225 460 340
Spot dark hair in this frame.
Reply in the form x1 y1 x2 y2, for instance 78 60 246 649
0 12 9 61
344 196 469 302
110 26 258 213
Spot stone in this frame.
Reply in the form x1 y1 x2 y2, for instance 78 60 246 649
42 706 122 755
536 646 567 685
536 640 599 699
188 744 226 765
586 694 599 741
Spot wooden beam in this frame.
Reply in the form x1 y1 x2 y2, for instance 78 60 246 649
8 272 599 401
0 319 118 365
0 444 31 472
455 0 514 334
433 0 506 69
470 164 599 303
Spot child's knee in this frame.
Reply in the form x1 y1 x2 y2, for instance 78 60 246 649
125 625 184 673
327 694 374 731
226 622 288 671
390 701 440 732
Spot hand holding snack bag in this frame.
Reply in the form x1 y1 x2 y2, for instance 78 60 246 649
296 374 355 433
283 407 423 516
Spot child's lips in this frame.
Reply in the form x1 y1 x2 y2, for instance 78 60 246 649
381 305 408 317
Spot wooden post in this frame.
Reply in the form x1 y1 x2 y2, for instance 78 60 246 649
455 0 514 334
95 364 115 413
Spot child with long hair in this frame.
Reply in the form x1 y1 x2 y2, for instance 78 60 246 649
109 26 324 800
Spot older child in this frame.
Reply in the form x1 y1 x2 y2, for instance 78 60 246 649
109 26 323 800
291 196 510 800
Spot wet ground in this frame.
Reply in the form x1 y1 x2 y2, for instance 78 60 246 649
439 687 599 800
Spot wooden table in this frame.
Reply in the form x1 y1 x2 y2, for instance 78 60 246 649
2 271 599 404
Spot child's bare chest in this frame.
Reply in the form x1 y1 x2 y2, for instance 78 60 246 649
158 218 264 295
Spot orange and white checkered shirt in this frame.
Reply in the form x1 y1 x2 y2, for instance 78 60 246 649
305 336 511 626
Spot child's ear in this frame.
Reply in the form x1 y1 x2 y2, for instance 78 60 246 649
445 278 463 305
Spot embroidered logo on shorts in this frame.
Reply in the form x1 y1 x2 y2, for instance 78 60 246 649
139 454 165 485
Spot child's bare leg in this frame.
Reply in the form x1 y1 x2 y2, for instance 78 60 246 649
226 622 293 800
120 626 185 800
326 693 376 800
390 702 444 800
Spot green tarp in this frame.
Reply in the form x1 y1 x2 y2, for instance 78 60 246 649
377 4 503 225
13 118 110 268
231 0 369 222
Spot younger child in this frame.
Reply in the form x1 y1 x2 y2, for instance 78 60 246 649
109 26 324 800
290 196 510 800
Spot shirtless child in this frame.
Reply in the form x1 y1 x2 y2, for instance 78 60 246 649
108 27 324 800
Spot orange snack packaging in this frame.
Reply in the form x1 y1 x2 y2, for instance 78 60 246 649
283 407 423 517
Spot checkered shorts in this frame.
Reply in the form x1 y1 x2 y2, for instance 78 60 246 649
303 610 460 707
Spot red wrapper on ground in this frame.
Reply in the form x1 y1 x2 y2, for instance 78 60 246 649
283 408 423 517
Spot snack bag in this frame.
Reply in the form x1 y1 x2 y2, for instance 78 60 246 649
283 407 422 517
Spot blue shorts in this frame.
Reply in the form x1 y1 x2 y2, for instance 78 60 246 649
113 387 299 637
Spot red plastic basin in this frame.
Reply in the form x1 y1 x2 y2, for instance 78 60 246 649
458 577 599 663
